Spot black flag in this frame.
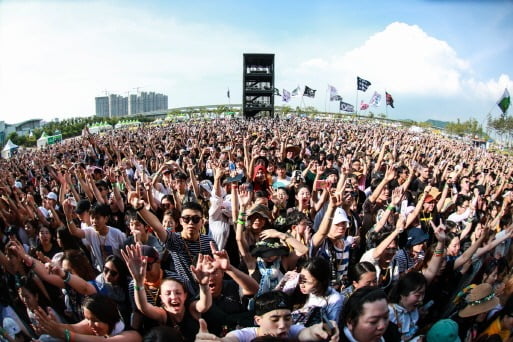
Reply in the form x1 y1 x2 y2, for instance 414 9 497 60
357 77 371 92
303 86 316 98
340 101 355 112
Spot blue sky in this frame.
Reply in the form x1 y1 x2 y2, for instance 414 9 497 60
1 0 512 124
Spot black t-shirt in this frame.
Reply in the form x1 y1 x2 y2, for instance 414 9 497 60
35 242 62 259
201 280 250 335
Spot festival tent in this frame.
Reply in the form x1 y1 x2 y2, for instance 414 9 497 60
1 139 19 159
37 132 62 149
114 120 142 129
87 122 113 134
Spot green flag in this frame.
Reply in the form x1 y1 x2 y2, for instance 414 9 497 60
497 88 510 115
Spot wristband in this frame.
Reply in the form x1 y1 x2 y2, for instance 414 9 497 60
63 271 71 283
237 219 246 225
134 284 143 291
387 205 396 212
64 329 71 342
25 257 36 269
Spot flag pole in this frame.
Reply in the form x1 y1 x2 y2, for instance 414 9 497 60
355 89 359 116
324 84 328 115
385 89 388 118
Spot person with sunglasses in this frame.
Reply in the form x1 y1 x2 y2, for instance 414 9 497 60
128 191 216 296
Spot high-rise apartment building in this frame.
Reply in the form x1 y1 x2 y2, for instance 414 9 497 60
95 91 168 117
95 97 109 117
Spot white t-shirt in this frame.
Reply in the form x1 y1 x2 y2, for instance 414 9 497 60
360 248 400 287
82 226 126 271
227 325 304 342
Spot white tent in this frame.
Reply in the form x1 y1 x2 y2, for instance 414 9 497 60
36 132 62 149
37 132 49 149
2 139 19 159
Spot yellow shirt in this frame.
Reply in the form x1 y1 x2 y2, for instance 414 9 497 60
479 317 511 342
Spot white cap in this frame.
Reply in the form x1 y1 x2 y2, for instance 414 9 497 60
333 207 349 224
14 181 22 189
199 180 213 194
46 192 58 201
3 317 21 338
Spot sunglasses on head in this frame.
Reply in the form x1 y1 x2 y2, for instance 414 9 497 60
181 215 202 224
103 266 118 277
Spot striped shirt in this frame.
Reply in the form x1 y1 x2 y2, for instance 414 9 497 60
311 238 350 285
164 231 216 295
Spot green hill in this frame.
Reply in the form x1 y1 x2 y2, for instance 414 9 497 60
426 119 450 129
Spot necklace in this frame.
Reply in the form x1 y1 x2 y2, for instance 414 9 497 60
182 235 201 264
144 285 160 305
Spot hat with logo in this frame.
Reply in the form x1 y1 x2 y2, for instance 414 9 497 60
406 228 429 247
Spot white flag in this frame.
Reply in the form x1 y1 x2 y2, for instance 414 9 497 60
369 91 382 107
328 85 339 101
282 89 291 103
291 86 301 97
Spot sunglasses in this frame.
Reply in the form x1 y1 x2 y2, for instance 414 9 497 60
103 266 118 277
181 215 202 224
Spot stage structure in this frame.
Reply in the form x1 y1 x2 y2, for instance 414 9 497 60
242 53 275 118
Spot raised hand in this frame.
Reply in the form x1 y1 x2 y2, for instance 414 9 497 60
391 187 404 205
121 244 146 284
210 241 229 271
190 254 215 286
238 186 252 209
384 165 397 182
127 191 145 209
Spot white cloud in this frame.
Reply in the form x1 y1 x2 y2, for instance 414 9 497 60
278 22 513 120
295 22 475 96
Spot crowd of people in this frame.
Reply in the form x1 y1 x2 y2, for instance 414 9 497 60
1 117 513 342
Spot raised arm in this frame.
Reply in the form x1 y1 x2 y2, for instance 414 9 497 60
127 191 167 242
121 244 167 324
422 224 446 284
189 254 214 318
63 198 86 239
311 192 340 249
209 242 258 296
10 241 96 295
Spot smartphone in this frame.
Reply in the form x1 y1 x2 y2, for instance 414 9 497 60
314 180 327 190
321 310 335 336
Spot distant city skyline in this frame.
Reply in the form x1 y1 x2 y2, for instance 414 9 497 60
0 0 512 124
95 91 168 118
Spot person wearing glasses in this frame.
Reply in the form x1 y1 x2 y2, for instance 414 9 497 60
127 191 216 296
